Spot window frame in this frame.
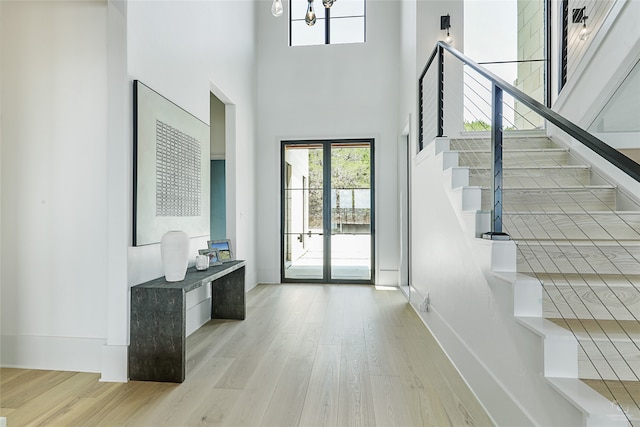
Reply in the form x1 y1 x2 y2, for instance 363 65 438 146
289 0 366 47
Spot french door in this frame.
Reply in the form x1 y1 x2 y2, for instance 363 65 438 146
281 139 374 284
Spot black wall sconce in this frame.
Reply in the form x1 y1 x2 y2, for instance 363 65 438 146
572 7 589 41
441 14 452 44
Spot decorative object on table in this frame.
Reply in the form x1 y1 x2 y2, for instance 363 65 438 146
198 248 223 266
207 239 235 263
195 254 209 271
160 230 190 281
133 80 210 246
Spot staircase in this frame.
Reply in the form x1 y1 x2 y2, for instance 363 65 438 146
450 131 640 425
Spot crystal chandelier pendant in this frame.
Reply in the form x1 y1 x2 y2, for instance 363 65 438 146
271 0 283 17
305 0 316 25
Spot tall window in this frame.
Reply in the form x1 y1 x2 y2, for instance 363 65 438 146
290 0 366 47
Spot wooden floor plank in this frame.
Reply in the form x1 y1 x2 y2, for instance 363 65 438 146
2 372 100 426
222 333 295 427
371 374 415 427
259 321 321 427
183 387 243 426
132 357 235 426
95 382 177 426
337 327 377 426
298 344 341 427
1 369 77 408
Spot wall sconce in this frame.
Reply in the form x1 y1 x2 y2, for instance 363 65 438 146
572 7 589 41
441 14 452 44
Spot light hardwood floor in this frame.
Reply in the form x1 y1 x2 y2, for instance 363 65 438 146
1 284 494 426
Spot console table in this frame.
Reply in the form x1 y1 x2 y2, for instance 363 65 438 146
129 260 246 383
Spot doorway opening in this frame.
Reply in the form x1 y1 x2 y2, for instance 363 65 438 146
209 92 227 240
281 139 375 284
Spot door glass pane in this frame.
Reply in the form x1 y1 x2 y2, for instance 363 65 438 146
330 143 371 281
284 144 324 280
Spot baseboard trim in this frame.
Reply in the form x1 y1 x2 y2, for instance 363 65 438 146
1 334 104 373
376 269 398 286
101 344 128 382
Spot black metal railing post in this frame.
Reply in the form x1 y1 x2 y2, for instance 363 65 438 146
493 84 503 234
418 77 424 150
437 45 445 137
486 84 507 239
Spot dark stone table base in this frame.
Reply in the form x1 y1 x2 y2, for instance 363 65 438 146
129 261 246 383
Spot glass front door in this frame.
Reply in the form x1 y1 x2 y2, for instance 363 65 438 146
281 140 374 283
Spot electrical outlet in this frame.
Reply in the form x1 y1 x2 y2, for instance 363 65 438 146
419 293 429 312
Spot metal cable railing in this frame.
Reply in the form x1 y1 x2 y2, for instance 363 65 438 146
419 42 640 424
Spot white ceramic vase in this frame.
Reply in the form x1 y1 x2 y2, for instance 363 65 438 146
160 230 189 282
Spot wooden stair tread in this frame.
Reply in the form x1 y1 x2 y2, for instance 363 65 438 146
517 240 640 246
576 343 640 381
456 148 568 153
541 283 640 322
506 211 640 215
547 321 640 382
534 273 640 288
546 377 633 424
495 190 618 212
492 186 617 191
496 185 617 191
470 165 590 170
582 379 640 421
548 319 640 342
505 213 640 239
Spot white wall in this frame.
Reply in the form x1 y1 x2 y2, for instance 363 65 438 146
551 0 640 203
255 0 401 285
1 0 109 372
1 0 259 381
554 0 639 128
126 0 258 282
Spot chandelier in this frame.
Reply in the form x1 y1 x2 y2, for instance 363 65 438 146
271 0 337 26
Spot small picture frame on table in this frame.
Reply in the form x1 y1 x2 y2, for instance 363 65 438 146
198 248 222 266
207 239 234 263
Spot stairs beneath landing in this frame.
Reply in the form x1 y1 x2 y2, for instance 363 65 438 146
449 131 640 425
